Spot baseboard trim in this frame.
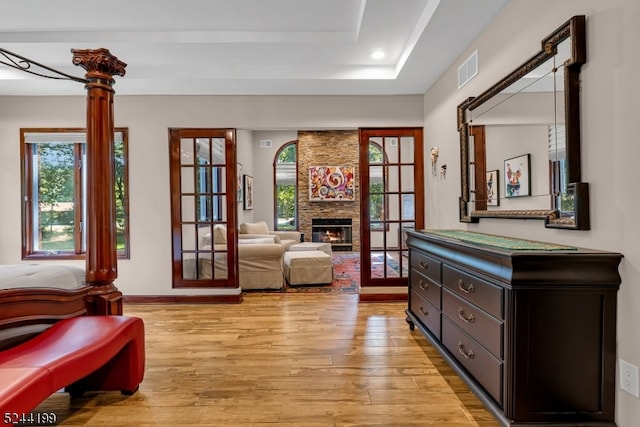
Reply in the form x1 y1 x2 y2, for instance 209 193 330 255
358 293 408 303
123 294 243 304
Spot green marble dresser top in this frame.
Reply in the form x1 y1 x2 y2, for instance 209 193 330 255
420 229 577 251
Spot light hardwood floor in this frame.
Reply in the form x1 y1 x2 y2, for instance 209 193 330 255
35 294 500 426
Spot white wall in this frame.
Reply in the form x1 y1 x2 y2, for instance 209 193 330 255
236 129 255 225
0 94 423 297
423 1 640 425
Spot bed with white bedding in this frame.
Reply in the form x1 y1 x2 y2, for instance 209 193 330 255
0 264 91 350
0 264 86 290
0 48 128 353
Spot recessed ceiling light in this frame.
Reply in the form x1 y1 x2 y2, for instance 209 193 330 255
371 50 385 60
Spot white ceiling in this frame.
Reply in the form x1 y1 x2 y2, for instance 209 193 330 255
0 0 509 96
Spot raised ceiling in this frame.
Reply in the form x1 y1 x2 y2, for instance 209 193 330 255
0 0 509 96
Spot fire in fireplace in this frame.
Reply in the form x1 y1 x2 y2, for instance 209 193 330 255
311 218 353 251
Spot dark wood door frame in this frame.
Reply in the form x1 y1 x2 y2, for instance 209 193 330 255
168 128 239 291
358 127 424 302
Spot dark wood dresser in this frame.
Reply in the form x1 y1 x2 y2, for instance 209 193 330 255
405 229 623 427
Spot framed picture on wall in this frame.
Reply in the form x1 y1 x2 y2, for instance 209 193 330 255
243 175 254 210
504 154 531 198
486 169 500 206
308 165 356 201
237 163 243 203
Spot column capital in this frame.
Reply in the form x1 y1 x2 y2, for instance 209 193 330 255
71 48 127 82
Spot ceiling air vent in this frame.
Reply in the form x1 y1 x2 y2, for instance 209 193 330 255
259 139 272 148
458 49 478 89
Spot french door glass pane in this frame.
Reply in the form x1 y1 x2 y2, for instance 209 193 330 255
180 138 195 165
387 166 399 192
401 165 415 192
195 138 210 164
400 137 415 163
182 258 197 279
181 224 197 251
387 194 400 221
195 166 211 193
385 137 399 161
386 250 401 277
211 138 226 165
369 166 383 190
402 194 415 220
181 167 194 193
369 139 383 163
197 225 212 250
181 196 195 222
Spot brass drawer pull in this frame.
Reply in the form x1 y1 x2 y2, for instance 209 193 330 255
419 279 428 290
457 340 475 359
419 306 428 316
458 307 475 323
458 279 475 294
419 261 429 270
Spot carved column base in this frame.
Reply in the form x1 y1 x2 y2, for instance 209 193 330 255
87 284 123 315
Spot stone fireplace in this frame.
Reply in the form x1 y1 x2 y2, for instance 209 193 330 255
311 218 353 251
297 130 360 252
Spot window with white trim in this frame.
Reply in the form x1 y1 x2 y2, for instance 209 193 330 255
21 128 129 259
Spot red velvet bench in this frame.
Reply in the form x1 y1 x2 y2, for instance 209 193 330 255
0 315 145 426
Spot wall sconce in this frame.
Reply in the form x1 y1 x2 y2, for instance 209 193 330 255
430 147 439 174
440 164 447 178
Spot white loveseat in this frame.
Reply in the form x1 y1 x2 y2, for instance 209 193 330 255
200 222 301 290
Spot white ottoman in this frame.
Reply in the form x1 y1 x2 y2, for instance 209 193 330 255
284 250 333 285
288 241 332 256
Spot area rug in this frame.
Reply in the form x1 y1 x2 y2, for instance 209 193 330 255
245 252 361 294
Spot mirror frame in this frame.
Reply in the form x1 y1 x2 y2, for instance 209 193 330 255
457 15 589 230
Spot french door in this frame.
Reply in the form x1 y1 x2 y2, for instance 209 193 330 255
359 128 424 293
168 128 238 288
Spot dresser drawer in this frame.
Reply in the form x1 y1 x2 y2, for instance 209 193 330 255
442 289 503 359
410 269 442 308
442 265 503 319
410 290 441 339
410 251 441 283
442 317 503 405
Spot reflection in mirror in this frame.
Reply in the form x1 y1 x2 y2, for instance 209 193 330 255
458 15 589 229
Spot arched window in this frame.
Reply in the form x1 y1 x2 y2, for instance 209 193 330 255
273 141 298 231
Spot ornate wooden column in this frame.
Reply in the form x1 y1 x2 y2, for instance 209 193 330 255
72 48 127 315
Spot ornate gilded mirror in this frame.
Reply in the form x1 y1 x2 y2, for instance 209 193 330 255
458 15 588 229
